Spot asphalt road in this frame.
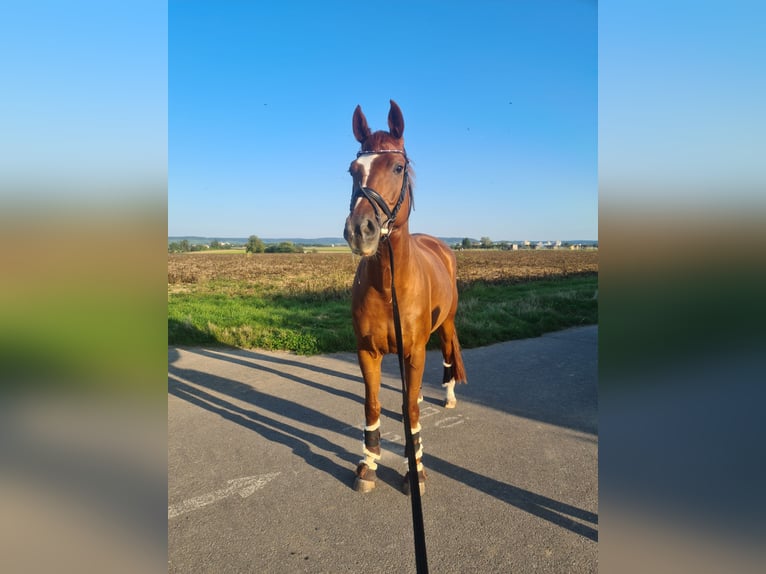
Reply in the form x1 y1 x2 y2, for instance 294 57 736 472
168 325 598 573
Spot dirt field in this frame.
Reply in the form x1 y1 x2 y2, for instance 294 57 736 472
168 249 598 290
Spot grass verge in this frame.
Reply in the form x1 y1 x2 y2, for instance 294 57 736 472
168 274 597 354
450 275 598 348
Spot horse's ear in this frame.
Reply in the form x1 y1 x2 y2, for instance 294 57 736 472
352 105 371 143
388 99 404 139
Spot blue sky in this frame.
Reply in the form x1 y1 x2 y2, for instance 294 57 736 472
169 1 597 241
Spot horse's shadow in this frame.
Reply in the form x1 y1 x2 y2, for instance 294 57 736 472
168 362 360 489
169 347 406 491
169 347 597 540
426 453 598 541
193 347 404 416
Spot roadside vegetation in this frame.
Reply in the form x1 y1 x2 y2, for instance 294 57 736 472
168 250 598 354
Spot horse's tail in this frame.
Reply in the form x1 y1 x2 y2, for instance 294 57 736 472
451 331 467 384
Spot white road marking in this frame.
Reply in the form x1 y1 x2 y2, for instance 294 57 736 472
168 472 281 519
381 431 402 445
343 402 468 447
435 415 466 428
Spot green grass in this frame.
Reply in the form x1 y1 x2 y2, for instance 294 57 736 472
448 275 598 348
168 282 354 354
168 275 597 354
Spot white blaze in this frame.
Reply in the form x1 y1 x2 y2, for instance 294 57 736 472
354 153 378 188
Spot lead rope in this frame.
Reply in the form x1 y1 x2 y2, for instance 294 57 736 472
387 241 429 574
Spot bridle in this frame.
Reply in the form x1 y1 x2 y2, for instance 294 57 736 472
349 149 410 238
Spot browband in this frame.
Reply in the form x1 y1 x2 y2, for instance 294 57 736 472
357 149 408 161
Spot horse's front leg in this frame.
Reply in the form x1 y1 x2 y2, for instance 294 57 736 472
402 344 427 496
354 350 383 493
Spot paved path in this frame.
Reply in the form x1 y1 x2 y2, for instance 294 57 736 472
168 326 598 573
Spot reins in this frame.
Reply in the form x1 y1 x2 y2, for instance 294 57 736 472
387 241 429 573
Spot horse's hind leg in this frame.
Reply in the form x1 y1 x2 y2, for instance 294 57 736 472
437 317 467 408
354 351 382 493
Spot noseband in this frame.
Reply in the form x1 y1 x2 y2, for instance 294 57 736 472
349 149 410 237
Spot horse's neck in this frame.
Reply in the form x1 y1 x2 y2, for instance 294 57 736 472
378 225 415 276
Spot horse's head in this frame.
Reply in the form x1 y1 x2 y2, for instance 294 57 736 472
344 99 413 256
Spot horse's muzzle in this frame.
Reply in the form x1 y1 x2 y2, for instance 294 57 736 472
344 213 380 256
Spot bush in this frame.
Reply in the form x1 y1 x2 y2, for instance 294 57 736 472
245 235 266 253
265 241 304 253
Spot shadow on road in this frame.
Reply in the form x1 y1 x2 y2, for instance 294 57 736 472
427 453 598 541
169 340 598 541
192 348 402 420
168 371 359 488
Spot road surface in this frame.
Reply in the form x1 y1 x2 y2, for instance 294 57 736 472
168 326 598 573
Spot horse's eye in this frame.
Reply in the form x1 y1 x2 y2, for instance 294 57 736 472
394 165 404 174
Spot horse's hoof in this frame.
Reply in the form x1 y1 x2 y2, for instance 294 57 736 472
354 476 377 493
401 470 426 496
444 398 457 409
354 464 377 493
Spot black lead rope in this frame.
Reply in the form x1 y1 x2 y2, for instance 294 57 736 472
387 241 429 574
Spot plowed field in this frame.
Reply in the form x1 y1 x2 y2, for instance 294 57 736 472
168 249 598 293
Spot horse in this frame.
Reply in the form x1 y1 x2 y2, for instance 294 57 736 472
343 100 467 495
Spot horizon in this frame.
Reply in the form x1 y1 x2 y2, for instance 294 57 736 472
167 234 598 244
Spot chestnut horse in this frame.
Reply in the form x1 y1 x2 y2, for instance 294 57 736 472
343 100 467 495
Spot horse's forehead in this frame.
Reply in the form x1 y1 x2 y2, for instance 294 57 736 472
353 153 386 188
354 154 378 178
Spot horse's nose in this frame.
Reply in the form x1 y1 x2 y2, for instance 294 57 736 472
344 215 378 246
360 218 376 241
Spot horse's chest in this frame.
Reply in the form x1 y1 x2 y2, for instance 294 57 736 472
352 291 396 350
352 283 434 354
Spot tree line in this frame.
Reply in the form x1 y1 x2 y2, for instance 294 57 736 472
244 236 304 253
167 236 304 254
168 239 238 253
170 235 563 254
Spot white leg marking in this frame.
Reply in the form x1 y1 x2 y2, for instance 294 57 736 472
364 420 380 431
361 419 381 470
360 446 381 470
359 456 379 470
442 379 456 400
